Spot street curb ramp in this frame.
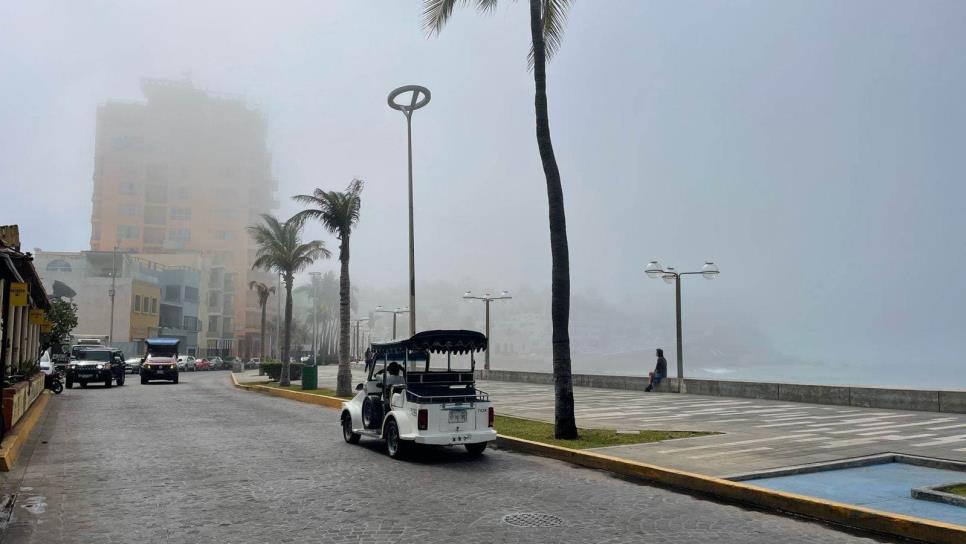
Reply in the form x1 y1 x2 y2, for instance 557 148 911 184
228 373 965 543
0 391 51 471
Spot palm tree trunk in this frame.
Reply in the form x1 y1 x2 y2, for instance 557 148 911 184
530 0 577 439
336 232 352 396
281 273 294 387
259 298 266 362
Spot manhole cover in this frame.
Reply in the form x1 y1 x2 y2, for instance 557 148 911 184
502 513 564 528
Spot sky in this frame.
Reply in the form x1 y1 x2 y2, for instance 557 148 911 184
2 1 965 387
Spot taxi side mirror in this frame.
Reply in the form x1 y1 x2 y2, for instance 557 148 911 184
355 383 364 391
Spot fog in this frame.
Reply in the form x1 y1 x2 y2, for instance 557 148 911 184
3 1 964 387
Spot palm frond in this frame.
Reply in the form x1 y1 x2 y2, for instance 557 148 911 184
423 0 499 35
528 0 573 67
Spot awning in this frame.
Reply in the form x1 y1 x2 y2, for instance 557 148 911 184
370 330 487 356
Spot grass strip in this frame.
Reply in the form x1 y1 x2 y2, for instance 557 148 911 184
260 383 353 399
942 484 966 497
494 414 710 449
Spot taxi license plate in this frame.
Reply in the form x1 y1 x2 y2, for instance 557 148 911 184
448 410 467 424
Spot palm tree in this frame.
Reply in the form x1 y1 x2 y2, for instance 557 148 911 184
292 178 363 397
248 281 276 363
423 0 577 438
248 214 330 386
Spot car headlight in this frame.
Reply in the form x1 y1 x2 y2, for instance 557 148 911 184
96 364 104 369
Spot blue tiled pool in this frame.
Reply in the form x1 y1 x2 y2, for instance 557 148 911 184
747 463 966 526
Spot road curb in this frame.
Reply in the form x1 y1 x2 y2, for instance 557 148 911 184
495 435 966 544
0 391 51 471
227 372 965 542
230 373 344 409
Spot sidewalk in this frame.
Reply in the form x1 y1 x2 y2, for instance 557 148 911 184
244 366 966 478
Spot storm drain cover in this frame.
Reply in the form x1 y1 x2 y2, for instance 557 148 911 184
502 513 564 528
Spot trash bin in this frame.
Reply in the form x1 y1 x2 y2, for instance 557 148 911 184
301 363 317 390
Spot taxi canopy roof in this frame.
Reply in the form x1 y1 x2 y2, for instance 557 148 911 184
145 337 180 347
370 330 486 357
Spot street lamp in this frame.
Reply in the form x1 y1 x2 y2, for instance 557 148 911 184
352 317 370 361
301 272 323 390
643 261 720 393
388 84 431 338
462 290 512 371
375 306 408 340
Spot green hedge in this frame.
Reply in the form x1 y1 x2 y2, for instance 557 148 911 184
259 361 303 382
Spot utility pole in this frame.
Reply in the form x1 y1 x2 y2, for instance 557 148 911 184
108 244 117 345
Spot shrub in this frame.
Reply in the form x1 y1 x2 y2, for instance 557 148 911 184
259 361 303 381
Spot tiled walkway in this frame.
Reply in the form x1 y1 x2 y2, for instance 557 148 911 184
306 366 966 477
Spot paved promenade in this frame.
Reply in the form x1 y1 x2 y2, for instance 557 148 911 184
314 366 966 477
0 371 883 544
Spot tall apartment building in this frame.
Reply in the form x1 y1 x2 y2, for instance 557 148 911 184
89 78 279 357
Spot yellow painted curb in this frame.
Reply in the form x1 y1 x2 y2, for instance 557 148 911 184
227 372 964 542
0 391 52 471
230 373 345 409
495 435 966 544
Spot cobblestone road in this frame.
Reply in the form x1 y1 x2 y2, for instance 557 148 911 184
0 371 892 543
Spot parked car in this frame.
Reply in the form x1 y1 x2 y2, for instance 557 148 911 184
177 355 196 372
341 330 495 459
195 358 211 371
142 338 179 384
66 347 126 388
209 356 225 370
124 357 142 374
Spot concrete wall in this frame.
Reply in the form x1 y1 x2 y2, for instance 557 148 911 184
476 370 966 414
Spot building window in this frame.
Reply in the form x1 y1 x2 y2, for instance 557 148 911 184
144 227 165 245
145 184 167 204
91 223 101 241
164 285 180 302
177 186 191 200
168 228 191 242
134 295 141 312
208 315 219 334
46 259 72 272
120 182 139 195
215 230 234 241
183 286 199 302
170 207 191 221
151 298 157 314
119 204 141 216
117 225 140 240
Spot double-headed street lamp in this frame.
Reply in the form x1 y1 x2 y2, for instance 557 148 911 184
644 261 720 393
388 84 431 338
375 306 408 340
462 290 512 371
352 317 370 361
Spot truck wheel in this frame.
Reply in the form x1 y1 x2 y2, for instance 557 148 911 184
80 381 88 388
385 420 409 459
66 380 73 389
342 414 361 444
465 442 487 457
52 381 63 395
105 377 112 388
173 374 179 384
141 375 148 384
117 374 125 386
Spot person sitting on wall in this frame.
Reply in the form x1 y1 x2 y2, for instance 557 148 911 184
644 348 667 392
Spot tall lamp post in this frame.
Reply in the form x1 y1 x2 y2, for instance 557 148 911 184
374 306 408 340
353 317 370 361
304 271 322 390
388 84 431 338
462 290 512 371
644 261 720 393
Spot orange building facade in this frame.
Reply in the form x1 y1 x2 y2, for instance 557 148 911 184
89 78 278 357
